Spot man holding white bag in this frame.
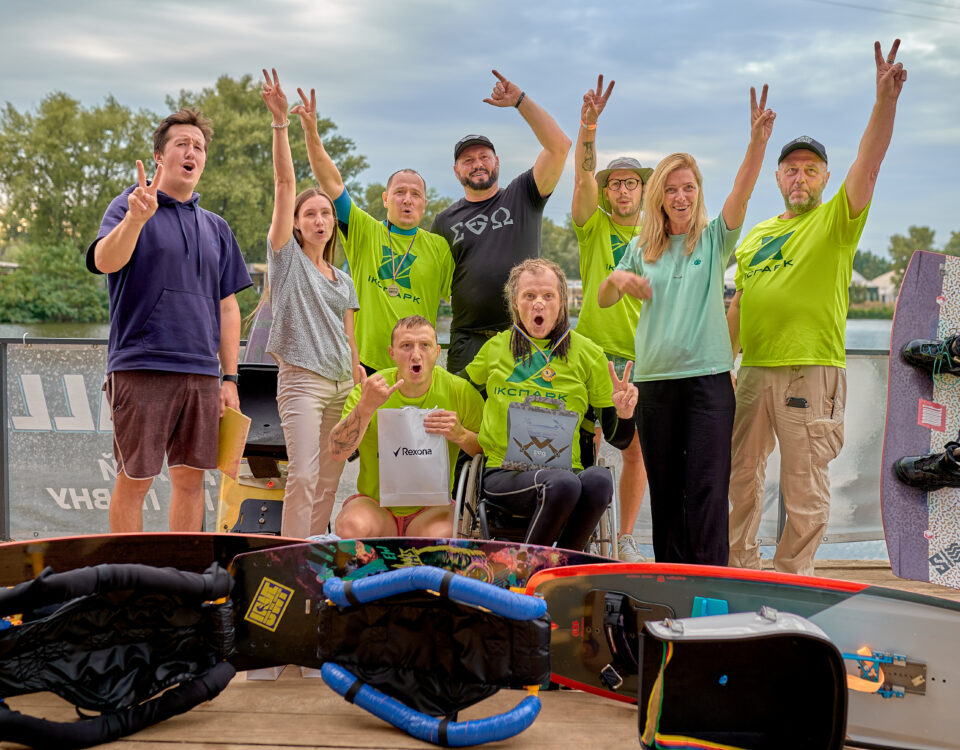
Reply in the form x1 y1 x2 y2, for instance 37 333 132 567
329 315 483 536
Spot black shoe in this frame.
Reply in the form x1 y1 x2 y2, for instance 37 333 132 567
894 441 960 491
902 335 960 376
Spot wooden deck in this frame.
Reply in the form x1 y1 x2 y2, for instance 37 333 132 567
3 560 958 750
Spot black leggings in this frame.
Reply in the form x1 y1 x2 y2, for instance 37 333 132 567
482 466 612 551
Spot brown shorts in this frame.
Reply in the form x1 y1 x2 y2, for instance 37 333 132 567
107 370 220 480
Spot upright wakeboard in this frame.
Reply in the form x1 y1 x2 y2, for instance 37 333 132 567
882 250 960 587
528 562 960 750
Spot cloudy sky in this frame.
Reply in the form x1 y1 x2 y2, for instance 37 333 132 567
2 0 958 259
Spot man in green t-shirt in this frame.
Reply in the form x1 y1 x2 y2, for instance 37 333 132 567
727 40 908 576
571 75 652 562
328 316 483 537
293 87 453 372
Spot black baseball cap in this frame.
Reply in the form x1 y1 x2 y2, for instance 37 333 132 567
778 136 828 164
454 134 496 161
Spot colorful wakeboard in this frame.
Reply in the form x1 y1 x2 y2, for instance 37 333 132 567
528 562 960 750
230 537 612 668
0 531 304 586
882 250 960 587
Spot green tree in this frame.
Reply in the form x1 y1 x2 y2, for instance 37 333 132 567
353 181 453 230
0 243 108 323
0 93 156 247
167 74 368 262
853 249 893 281
889 225 936 285
943 230 960 257
541 214 580 280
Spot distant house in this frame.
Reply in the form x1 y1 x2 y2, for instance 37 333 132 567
722 262 882 303
870 269 899 303
567 279 583 308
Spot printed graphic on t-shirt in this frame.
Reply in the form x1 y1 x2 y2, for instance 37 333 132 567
742 231 795 280
506 352 553 389
377 245 417 289
609 233 630 269
448 207 514 247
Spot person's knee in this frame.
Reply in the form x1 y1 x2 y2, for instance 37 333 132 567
540 471 582 511
169 467 204 494
334 502 385 538
579 467 613 510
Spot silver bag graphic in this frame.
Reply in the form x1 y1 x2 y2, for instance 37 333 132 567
377 407 450 507
502 394 578 472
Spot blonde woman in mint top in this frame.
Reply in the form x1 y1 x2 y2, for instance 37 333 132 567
598 85 775 566
260 69 360 538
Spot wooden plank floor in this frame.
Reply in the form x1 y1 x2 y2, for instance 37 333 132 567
3 560 957 749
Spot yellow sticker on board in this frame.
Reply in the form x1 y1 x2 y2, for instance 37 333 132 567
244 577 294 632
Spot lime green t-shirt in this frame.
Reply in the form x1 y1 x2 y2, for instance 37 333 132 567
574 208 643 360
465 330 613 470
616 215 738 381
342 366 484 515
339 198 454 371
734 183 870 368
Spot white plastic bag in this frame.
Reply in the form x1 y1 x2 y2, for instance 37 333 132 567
377 407 450 507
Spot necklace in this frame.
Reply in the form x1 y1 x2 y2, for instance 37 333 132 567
609 211 641 247
385 225 417 297
512 324 572 382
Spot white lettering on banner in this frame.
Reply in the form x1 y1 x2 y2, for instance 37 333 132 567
54 374 96 432
98 453 118 481
92 488 110 510
12 374 52 430
70 488 93 510
47 487 69 510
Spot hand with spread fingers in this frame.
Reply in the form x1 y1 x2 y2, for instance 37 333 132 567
358 370 404 412
127 160 162 227
875 39 907 101
581 74 615 127
610 270 652 301
291 86 318 133
483 69 523 108
261 67 289 123
609 361 638 419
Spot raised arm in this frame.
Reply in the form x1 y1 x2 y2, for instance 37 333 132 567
484 69 571 198
572 75 614 227
722 85 775 232
598 270 651 308
262 68 296 252
93 160 163 273
293 86 346 201
845 39 907 218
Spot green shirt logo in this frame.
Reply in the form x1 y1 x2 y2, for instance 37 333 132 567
506 351 553 389
609 233 630 267
377 245 417 289
749 232 794 267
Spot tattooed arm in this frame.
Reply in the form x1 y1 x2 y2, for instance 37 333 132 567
328 372 402 461
572 74 613 227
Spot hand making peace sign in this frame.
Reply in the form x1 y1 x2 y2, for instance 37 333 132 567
127 159 162 226
875 39 907 101
609 360 638 420
581 74 615 127
749 83 775 145
261 67 289 123
291 86 318 133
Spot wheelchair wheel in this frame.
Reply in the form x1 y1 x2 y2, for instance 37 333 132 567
452 454 483 539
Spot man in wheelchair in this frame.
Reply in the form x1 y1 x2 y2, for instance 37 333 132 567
329 316 484 537
464 258 637 551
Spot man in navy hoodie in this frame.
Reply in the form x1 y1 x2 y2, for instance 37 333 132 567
87 109 252 533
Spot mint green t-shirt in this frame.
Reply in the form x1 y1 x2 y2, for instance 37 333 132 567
339 199 453 371
342 366 484 515
616 215 739 381
465 330 613 470
734 183 870 368
574 208 643 360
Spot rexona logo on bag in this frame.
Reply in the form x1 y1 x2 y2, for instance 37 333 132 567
378 407 450 507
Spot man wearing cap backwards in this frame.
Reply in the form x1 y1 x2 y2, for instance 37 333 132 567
571 75 650 562
727 40 907 575
431 70 571 374
294 87 453 374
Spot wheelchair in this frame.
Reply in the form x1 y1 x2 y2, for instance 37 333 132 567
452 434 620 559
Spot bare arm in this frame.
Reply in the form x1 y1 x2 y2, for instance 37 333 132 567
262 69 296 252
727 289 742 355
344 308 362 385
722 85 775 232
423 411 481 457
484 70 571 198
94 160 163 273
219 294 241 415
845 39 907 218
598 270 650 308
572 75 614 227
328 373 403 461
293 87 346 201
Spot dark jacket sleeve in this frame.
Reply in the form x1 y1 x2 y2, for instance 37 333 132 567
599 405 635 451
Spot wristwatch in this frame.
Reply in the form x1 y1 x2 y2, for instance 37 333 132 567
222 373 239 383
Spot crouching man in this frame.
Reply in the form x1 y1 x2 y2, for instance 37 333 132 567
329 316 483 536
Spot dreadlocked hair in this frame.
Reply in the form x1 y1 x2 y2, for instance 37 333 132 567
503 258 571 364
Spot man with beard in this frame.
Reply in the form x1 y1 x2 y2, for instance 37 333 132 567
431 70 571 374
571 75 650 562
727 40 907 575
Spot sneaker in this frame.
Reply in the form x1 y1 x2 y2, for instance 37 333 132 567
894 440 960 491
617 534 645 563
902 335 960 376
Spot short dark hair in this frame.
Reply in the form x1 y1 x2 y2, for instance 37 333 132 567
153 108 214 156
385 168 427 193
390 315 436 344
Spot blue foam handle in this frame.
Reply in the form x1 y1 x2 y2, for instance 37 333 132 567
322 663 541 746
322 565 546 621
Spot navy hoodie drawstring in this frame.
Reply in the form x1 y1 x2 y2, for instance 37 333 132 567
163 191 203 281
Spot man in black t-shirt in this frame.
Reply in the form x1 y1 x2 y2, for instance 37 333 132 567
431 70 571 373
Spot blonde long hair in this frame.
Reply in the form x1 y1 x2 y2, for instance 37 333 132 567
636 153 708 263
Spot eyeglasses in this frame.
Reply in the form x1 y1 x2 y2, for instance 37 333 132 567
606 177 641 192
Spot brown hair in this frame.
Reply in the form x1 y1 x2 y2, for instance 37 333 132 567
385 168 427 193
153 108 214 155
504 258 571 363
293 188 339 265
391 315 436 344
636 152 708 263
